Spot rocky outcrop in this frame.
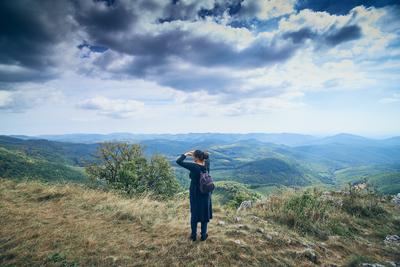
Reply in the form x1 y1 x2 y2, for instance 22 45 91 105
237 200 252 212
384 235 400 245
392 193 400 205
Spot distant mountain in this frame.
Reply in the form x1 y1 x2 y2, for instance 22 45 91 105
233 158 311 186
379 136 400 146
309 133 371 145
21 132 399 147
31 132 320 146
2 134 400 194
290 143 400 167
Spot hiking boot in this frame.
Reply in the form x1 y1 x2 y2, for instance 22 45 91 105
200 233 208 241
190 234 197 241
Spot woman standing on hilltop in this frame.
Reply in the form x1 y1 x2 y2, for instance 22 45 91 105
176 150 212 241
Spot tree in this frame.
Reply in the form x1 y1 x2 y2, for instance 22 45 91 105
147 155 180 197
86 142 180 198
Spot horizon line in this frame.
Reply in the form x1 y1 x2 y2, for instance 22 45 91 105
3 131 400 139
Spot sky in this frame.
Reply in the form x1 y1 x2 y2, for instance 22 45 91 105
0 0 399 137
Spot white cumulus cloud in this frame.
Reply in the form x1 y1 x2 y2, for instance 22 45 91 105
78 96 145 119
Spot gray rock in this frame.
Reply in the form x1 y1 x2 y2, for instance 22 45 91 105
392 193 400 205
233 239 241 245
235 216 241 222
385 235 400 244
256 227 264 234
237 200 252 212
217 220 225 226
304 249 318 264
265 234 273 241
386 261 399 267
361 264 385 267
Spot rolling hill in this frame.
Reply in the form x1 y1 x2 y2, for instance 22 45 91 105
1 134 400 195
0 147 86 182
234 158 311 186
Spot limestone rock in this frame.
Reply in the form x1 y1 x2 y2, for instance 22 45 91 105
303 248 318 264
392 193 400 205
237 200 252 212
256 227 264 234
385 235 400 245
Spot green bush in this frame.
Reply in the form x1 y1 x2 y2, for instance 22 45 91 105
342 184 387 218
342 195 386 218
281 190 332 237
214 181 261 208
86 142 180 198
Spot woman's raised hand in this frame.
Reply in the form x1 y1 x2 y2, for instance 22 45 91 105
185 150 195 157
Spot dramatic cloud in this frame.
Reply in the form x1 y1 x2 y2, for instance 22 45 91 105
294 0 399 15
78 96 145 118
0 0 76 82
0 0 399 135
282 25 362 47
237 0 295 20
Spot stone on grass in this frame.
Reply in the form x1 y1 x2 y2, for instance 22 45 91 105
237 200 252 212
217 220 225 226
384 235 400 245
303 249 318 264
392 193 400 205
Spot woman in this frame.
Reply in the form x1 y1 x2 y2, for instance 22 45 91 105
176 149 212 241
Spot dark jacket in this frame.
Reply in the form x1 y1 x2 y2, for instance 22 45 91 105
176 154 213 223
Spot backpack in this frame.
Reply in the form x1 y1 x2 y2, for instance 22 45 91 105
199 168 215 194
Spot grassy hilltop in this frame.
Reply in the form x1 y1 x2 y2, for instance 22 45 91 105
1 179 399 267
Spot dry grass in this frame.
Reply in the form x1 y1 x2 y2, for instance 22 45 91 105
1 179 399 267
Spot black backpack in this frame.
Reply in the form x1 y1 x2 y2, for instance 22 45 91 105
199 168 215 194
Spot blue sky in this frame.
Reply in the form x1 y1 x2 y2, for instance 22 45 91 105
0 0 399 137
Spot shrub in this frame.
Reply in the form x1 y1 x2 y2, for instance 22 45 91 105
86 142 180 198
214 181 261 208
280 190 332 236
342 184 387 218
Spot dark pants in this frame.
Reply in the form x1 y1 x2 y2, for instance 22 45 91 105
190 216 207 237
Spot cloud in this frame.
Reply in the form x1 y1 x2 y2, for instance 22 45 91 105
0 0 399 119
0 88 62 112
379 93 400 104
294 0 399 15
282 24 362 47
78 96 145 119
0 0 75 82
237 0 295 20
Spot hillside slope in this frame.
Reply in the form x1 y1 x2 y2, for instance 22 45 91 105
235 158 311 186
1 179 399 267
0 147 86 182
0 135 97 166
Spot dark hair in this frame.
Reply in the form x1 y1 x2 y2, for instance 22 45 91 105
193 150 210 160
193 150 210 173
193 150 205 160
